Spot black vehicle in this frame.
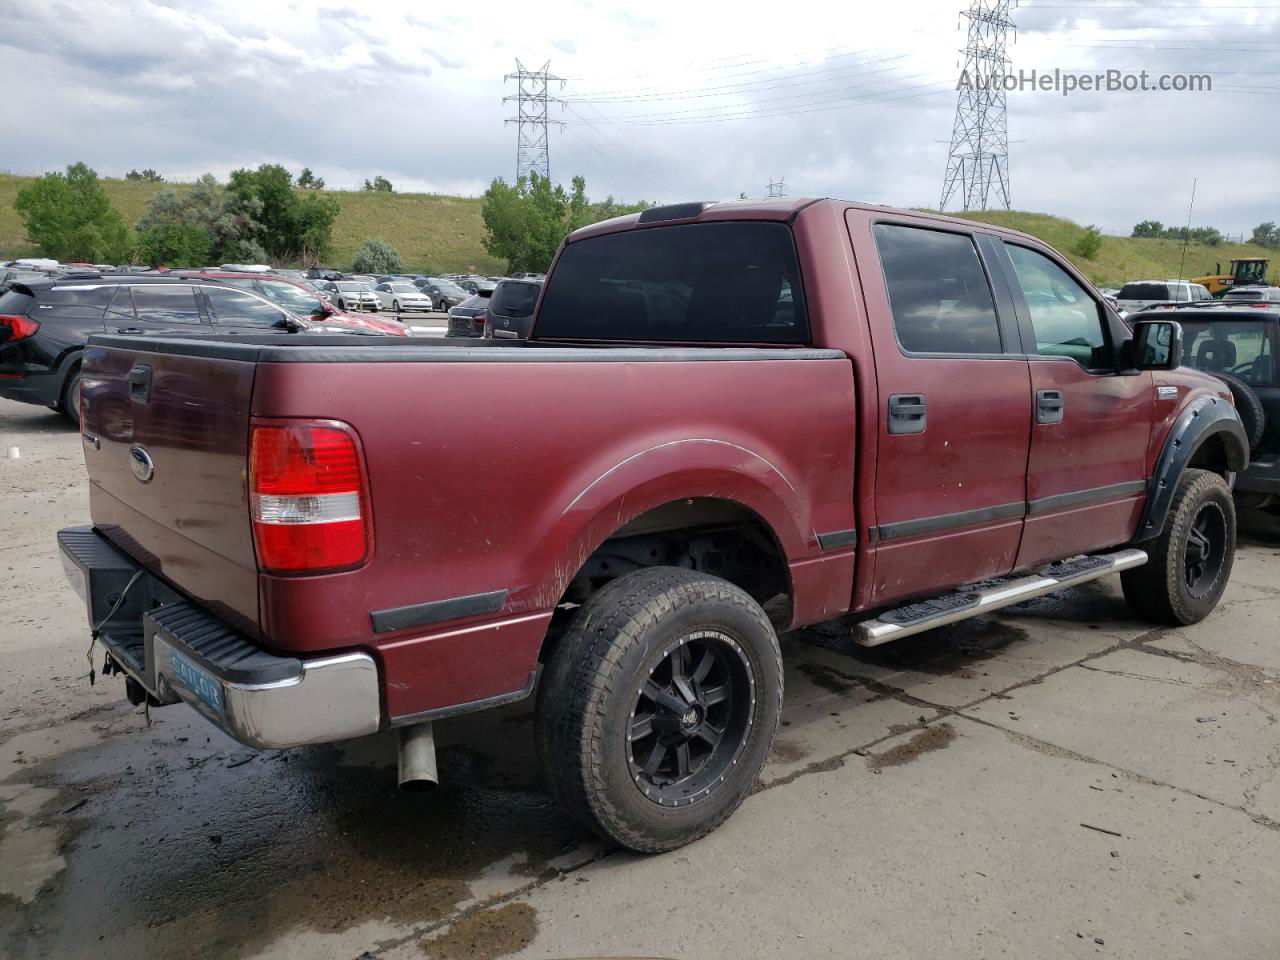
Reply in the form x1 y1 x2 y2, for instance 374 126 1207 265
1145 300 1280 511
482 278 543 339
445 289 493 338
0 274 351 425
412 277 469 312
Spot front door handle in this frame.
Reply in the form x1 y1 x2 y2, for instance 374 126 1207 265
888 393 927 435
1037 389 1064 424
116 327 144 335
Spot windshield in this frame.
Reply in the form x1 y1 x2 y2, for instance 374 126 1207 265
433 279 466 296
536 222 808 343
1181 319 1276 387
336 282 367 292
390 284 418 293
258 280 322 314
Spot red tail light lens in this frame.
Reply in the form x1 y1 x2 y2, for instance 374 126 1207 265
249 421 371 574
0 314 39 343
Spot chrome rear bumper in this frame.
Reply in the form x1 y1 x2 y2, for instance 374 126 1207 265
58 526 382 749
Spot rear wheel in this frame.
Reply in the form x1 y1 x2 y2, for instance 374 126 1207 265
60 367 83 427
536 567 782 853
1122 468 1235 624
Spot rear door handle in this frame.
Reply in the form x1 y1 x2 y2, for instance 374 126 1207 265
888 393 927 435
116 327 144 334
1036 389 1064 424
128 364 153 404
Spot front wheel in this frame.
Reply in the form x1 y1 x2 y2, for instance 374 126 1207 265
1122 468 1235 624
536 567 782 853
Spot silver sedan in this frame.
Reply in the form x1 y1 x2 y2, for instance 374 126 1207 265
374 282 434 312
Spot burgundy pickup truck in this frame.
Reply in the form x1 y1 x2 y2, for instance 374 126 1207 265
60 198 1248 852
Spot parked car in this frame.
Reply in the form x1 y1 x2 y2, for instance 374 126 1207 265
413 277 469 312
373 281 433 313
1139 299 1279 511
176 271 407 336
483 278 543 339
59 199 1246 855
1115 279 1212 316
1222 285 1280 303
0 274 389 425
322 281 381 312
445 289 493 337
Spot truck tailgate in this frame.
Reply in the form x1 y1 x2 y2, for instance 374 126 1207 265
80 341 260 635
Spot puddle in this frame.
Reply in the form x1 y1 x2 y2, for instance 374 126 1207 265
0 703 593 960
866 723 958 771
420 902 538 959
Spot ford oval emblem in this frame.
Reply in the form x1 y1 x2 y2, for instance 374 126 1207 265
129 445 155 483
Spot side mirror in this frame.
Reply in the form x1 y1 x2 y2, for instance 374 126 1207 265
1132 320 1183 370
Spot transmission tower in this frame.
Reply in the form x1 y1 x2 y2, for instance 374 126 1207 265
940 0 1015 212
503 60 564 183
766 177 787 198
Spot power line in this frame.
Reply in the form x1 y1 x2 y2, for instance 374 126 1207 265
941 0 1015 212
503 60 564 182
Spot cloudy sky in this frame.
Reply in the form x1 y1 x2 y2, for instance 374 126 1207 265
1 0 1277 234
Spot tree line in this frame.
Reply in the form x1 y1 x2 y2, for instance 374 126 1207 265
1130 219 1280 248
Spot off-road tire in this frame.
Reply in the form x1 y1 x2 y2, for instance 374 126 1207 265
60 367 83 427
1122 468 1235 624
535 566 782 853
1213 372 1265 452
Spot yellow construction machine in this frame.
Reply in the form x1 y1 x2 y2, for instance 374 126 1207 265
1194 257 1273 297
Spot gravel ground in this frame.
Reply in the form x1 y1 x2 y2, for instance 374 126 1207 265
1 396 1277 960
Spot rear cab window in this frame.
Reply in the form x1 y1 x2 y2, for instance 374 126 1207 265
1118 282 1171 301
535 221 808 343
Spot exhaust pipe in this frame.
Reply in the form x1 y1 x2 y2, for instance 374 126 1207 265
398 722 439 793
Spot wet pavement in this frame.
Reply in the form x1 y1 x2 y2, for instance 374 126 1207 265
2 397 1278 960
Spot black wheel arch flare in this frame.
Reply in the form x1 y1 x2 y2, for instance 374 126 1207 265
1134 394 1249 542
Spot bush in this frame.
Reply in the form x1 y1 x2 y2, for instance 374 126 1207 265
352 238 403 274
1074 225 1103 260
15 161 132 262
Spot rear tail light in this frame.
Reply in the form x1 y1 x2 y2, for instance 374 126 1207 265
0 314 39 343
249 420 371 574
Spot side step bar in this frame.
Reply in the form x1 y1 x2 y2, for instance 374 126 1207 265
854 548 1148 647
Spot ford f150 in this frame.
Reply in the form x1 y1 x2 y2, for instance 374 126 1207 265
59 198 1249 852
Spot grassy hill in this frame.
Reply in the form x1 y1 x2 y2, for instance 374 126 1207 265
1 172 1273 285
948 210 1277 288
0 173 504 274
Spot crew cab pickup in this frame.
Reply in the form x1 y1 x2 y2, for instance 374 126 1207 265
60 198 1249 853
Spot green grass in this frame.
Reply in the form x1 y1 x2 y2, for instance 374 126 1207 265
1 173 1273 285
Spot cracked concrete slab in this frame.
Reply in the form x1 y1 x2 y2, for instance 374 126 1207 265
379 716 1280 960
964 646 1280 823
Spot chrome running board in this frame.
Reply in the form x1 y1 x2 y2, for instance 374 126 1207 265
854 548 1148 647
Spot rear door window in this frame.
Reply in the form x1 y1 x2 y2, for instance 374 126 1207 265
130 285 204 324
535 222 808 343
873 223 1003 355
